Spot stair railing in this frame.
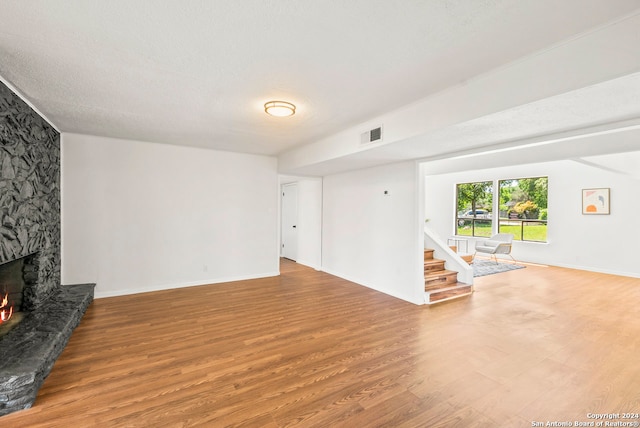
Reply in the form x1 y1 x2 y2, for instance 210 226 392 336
424 226 473 285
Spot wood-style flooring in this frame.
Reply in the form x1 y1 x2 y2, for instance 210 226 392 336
3 259 640 427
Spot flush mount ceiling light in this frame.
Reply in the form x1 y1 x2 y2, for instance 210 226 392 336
264 100 296 117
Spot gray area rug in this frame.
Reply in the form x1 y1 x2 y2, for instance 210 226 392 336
472 259 525 277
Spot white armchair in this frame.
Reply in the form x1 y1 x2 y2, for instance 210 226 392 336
474 233 516 264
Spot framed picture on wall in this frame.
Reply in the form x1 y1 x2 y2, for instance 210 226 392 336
582 188 610 215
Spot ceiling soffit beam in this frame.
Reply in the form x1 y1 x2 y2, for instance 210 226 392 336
419 123 640 176
278 13 640 175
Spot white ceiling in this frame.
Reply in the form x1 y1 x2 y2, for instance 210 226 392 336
2 0 640 160
291 73 640 176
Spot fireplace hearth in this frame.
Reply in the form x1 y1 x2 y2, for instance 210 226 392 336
0 254 95 416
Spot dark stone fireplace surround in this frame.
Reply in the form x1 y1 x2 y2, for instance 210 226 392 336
1 81 94 416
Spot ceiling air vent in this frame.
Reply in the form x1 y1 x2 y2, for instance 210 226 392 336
360 126 383 145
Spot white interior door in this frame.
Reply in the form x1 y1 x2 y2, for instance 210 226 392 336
281 183 298 261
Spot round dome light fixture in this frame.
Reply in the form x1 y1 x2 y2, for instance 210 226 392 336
264 100 296 117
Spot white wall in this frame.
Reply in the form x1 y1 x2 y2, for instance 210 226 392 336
425 157 640 277
322 161 424 304
62 133 279 297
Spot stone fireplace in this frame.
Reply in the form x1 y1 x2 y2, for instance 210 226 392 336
0 251 94 416
0 255 95 417
1 79 95 416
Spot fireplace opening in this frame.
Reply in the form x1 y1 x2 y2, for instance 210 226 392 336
0 254 32 336
1 293 14 322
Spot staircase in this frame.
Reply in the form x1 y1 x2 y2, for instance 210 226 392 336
450 245 474 264
424 249 473 304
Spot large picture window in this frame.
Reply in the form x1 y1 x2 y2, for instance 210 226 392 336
498 177 548 242
456 181 493 237
454 177 548 242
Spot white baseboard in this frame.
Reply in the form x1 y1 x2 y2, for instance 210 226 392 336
94 271 280 299
320 267 423 305
539 262 640 279
294 258 321 271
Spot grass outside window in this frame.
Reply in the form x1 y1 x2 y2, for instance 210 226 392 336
456 220 547 242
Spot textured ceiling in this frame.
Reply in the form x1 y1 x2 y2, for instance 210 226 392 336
1 0 639 157
286 73 640 176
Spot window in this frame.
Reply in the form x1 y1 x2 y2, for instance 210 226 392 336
498 177 548 242
456 181 493 237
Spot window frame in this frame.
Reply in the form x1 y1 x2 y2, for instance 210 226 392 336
453 177 548 243
454 181 494 238
497 176 548 243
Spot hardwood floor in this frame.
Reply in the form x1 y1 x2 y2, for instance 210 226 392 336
3 259 640 427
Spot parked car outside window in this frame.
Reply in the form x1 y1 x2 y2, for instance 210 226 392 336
460 209 491 218
458 209 491 226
